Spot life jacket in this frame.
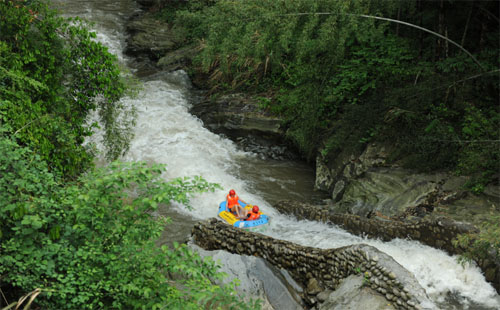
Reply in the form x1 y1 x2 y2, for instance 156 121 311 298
226 194 239 210
246 212 260 221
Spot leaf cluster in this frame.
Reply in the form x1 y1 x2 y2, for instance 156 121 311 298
1 2 259 309
453 211 500 267
172 0 400 158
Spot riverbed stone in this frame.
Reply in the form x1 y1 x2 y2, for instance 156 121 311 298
318 275 396 310
317 289 334 302
307 278 323 295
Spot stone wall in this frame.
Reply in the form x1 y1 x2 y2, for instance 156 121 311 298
274 200 476 254
192 219 437 310
273 200 500 293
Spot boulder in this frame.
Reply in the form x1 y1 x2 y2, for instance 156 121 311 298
157 44 197 72
315 143 394 201
315 155 335 192
306 278 323 295
190 93 282 137
188 243 305 310
318 275 396 310
335 167 445 218
125 12 181 59
317 142 500 227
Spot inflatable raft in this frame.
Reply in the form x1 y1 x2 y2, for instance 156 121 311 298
218 200 269 229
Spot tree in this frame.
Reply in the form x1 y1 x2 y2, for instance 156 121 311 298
0 0 135 179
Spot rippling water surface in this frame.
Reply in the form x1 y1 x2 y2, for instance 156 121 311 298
53 1 500 309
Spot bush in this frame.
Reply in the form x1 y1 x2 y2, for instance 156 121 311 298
453 212 500 267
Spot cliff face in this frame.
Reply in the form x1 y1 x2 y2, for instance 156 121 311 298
315 142 500 226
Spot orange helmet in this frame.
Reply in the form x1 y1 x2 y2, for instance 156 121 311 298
229 189 236 196
252 205 259 213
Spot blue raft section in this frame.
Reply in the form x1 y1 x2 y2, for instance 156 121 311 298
218 200 269 229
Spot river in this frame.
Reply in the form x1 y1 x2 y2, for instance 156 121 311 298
53 0 500 309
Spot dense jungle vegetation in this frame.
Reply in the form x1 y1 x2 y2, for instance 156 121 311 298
0 1 258 309
165 0 499 193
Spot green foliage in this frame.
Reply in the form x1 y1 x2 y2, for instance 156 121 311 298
453 211 500 267
170 0 406 159
0 134 258 310
0 0 134 179
1 2 261 309
178 0 404 159
168 0 500 189
457 105 499 193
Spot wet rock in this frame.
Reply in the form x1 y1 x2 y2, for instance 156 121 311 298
188 243 305 310
157 44 197 72
317 289 334 302
272 199 496 292
280 268 304 294
335 168 443 218
193 220 440 309
190 94 281 136
433 188 500 228
315 156 334 191
307 278 323 295
189 93 295 159
316 142 500 230
125 12 182 59
331 179 346 202
318 275 396 310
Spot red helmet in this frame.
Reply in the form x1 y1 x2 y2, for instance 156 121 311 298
252 205 259 213
229 189 236 196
